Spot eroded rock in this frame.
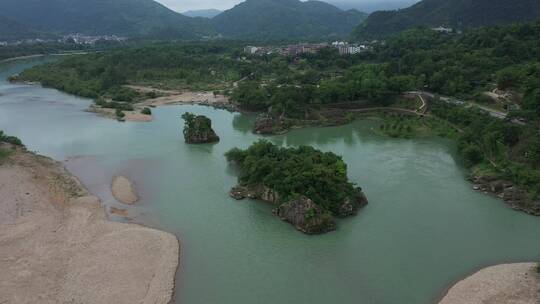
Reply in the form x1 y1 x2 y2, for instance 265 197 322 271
273 196 336 234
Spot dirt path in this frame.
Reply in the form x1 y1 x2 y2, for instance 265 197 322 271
0 145 179 304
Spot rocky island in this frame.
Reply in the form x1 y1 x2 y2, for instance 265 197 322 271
181 112 220 144
226 140 368 234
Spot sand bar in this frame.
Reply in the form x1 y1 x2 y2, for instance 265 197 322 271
112 175 139 204
439 263 539 304
0 145 179 304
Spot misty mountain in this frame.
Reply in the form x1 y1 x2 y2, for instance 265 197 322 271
330 0 419 13
212 0 368 39
0 0 213 39
0 15 57 41
182 9 223 19
353 0 540 39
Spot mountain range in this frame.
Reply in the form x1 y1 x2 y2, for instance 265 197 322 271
0 0 213 40
2 0 540 42
0 0 366 41
353 0 540 39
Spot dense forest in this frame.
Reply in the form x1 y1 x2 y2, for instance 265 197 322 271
14 42 255 101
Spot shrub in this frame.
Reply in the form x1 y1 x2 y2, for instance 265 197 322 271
145 91 158 99
141 107 152 115
0 130 23 146
537 262 540 274
115 109 125 119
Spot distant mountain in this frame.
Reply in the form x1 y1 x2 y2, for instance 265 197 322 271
330 0 419 13
0 0 213 39
0 15 56 41
182 9 222 19
353 0 540 39
212 0 368 39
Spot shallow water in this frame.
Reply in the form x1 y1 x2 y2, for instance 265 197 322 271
1 58 539 304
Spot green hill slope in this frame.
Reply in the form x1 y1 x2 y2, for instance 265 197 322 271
353 0 540 39
212 0 367 39
0 0 213 38
0 15 56 41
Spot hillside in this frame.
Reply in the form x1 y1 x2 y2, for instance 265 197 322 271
353 0 540 39
0 15 55 41
182 9 222 19
212 0 368 39
0 0 213 39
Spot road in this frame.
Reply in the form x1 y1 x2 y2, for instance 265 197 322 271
407 91 510 120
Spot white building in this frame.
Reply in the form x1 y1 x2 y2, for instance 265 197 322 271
431 26 453 33
244 46 259 54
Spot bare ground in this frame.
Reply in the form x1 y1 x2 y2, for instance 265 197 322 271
439 263 540 304
0 145 179 304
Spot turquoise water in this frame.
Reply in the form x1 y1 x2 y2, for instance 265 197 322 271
1 58 539 304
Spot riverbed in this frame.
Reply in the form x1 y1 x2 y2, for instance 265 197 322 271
1 57 539 304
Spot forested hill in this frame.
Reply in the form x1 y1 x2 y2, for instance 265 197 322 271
0 15 56 41
211 0 368 39
353 0 540 39
0 0 213 39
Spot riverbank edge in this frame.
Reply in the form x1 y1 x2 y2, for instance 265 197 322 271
0 51 98 64
0 144 180 303
437 262 540 304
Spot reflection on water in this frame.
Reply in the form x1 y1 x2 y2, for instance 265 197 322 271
1 58 539 304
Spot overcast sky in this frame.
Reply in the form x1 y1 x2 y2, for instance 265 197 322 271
156 0 419 13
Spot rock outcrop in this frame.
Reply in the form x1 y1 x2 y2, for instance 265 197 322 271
337 187 369 217
229 185 280 203
182 113 220 144
273 196 336 234
229 184 368 234
470 175 540 216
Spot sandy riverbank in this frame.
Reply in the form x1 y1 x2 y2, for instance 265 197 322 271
0 144 179 304
112 175 139 204
88 106 153 122
127 85 231 107
87 86 232 122
439 263 539 304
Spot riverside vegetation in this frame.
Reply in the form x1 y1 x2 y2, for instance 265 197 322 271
0 131 23 164
10 19 540 215
226 140 368 234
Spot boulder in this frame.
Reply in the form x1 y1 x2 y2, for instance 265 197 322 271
337 187 369 217
273 196 336 234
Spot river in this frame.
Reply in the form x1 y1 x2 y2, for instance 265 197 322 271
1 57 539 304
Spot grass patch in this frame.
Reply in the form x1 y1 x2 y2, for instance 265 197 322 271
0 148 12 165
375 113 459 139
